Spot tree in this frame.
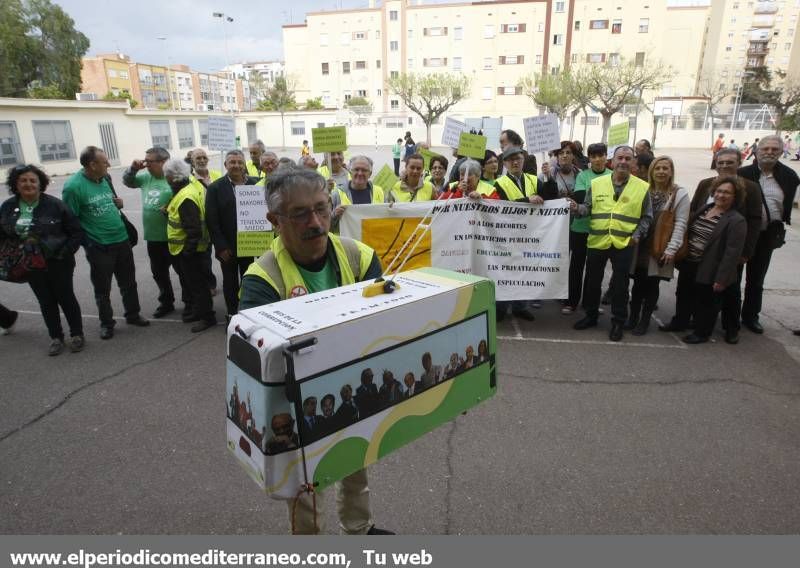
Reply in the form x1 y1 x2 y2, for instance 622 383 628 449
586 58 674 142
565 66 596 145
345 96 373 123
26 83 64 99
260 76 298 149
304 97 325 110
387 72 471 144
741 68 800 135
518 71 574 124
696 70 733 145
0 0 89 99
102 91 139 108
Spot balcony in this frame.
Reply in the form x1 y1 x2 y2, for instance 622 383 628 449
753 2 778 14
751 15 775 27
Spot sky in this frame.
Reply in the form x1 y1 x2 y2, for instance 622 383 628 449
54 0 459 74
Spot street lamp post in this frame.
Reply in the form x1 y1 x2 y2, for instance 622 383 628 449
156 36 175 111
212 12 235 114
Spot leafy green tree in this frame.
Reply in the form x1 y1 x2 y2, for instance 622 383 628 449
387 72 471 144
304 97 325 110
0 0 89 98
102 91 139 108
26 83 64 99
519 71 574 122
260 76 298 148
566 66 597 146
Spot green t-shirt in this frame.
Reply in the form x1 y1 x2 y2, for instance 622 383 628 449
572 168 612 233
62 172 128 245
297 260 338 294
392 144 402 159
126 171 172 242
15 200 38 239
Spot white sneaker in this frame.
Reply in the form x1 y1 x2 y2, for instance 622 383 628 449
1 311 19 335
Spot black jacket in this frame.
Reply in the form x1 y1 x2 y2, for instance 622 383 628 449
0 193 83 260
205 175 258 255
738 161 799 225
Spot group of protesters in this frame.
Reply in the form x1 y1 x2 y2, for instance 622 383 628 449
1 130 798 354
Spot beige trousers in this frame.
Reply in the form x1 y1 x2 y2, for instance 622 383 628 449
286 468 372 535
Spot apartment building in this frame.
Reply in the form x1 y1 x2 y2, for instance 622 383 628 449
283 0 711 114
80 54 135 99
225 61 285 83
698 0 800 94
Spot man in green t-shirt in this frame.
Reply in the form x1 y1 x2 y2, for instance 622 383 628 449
62 146 149 340
123 147 187 319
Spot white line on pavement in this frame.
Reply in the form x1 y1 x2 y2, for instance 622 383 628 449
497 334 689 349
11 309 214 325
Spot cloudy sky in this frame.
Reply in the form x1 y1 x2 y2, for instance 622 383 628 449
54 0 457 73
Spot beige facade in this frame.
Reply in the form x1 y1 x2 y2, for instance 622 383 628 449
283 0 712 115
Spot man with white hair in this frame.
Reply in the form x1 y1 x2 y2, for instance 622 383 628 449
163 159 216 332
737 134 800 334
246 140 267 179
255 152 279 187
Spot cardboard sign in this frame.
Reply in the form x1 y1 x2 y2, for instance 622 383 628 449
441 117 468 148
418 147 441 171
523 114 561 155
372 164 399 191
312 126 348 153
457 132 487 159
207 116 236 151
607 121 630 147
235 185 273 257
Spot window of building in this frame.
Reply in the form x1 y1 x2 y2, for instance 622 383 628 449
377 89 382 96
321 62 329 75
725 45 732 51
376 30 381 39
355 60 366 70
454 26 463 40
571 53 578 64
290 121 305 136
639 18 649 32
635 52 645 66
483 57 493 70
590 20 608 29
408 28 413 39
538 22 545 32
390 99 399 109
424 27 447 36
499 55 524 64
198 120 208 146
453 57 462 70
342 62 350 74
536 54 542 64
497 86 522 96
424 57 446 67
786 42 793 50
501 23 526 33
580 116 599 126
108 69 118 78
357 90 367 97
376 60 381 68
344 93 352 102
390 10 398 21
32 121 75 162
320 34 328 46
553 34 564 45
176 120 194 148
555 1 565 12
0 121 23 166
482 86 493 100
483 25 495 38
390 41 398 51
408 58 414 68
148 120 171 149
608 53 620 66
587 53 606 63
612 19 622 33
353 31 367 40
574 20 581 30
390 70 399 78
119 70 129 79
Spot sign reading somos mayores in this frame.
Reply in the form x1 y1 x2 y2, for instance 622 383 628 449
207 116 236 151
457 132 487 160
340 198 570 301
311 126 348 153
235 185 273 257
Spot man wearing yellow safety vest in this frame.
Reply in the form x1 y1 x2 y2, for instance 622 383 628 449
317 151 351 192
239 168 391 535
255 152 279 187
163 159 216 332
330 155 384 232
386 153 436 203
493 146 557 322
246 140 267 179
569 146 653 342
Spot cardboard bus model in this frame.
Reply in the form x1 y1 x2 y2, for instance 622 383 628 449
226 267 497 499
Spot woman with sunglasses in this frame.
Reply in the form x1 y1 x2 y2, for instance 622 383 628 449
0 165 84 355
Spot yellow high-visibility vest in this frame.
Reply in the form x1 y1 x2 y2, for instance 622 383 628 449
166 179 209 255
388 180 435 202
587 174 649 250
495 173 539 200
246 161 265 179
334 184 385 205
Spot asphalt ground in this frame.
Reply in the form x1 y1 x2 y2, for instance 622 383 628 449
1 148 799 534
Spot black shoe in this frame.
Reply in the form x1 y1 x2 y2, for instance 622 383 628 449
742 319 764 334
573 316 598 330
190 319 216 333
496 307 506 322
632 312 652 336
658 320 686 332
1 310 18 335
100 326 114 340
366 525 395 535
182 306 193 317
182 313 202 323
609 323 623 342
125 315 150 327
794 330 800 336
682 333 708 344
512 307 536 321
601 290 612 305
725 329 740 344
623 315 639 331
152 305 175 318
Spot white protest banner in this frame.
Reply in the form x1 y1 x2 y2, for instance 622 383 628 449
207 116 236 151
441 117 468 148
340 198 570 300
235 185 273 257
523 114 561 155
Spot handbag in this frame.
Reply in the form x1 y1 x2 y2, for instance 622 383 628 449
0 238 47 283
759 189 786 250
650 189 688 262
105 175 138 247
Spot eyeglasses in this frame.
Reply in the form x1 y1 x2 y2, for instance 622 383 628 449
276 204 331 224
716 161 738 166
143 159 165 164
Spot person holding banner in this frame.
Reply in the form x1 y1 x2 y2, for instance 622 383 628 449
330 156 385 232
386 154 436 203
438 159 498 200
237 168 390 535
246 140 267 179
569 146 653 342
163 159 216 332
205 150 259 319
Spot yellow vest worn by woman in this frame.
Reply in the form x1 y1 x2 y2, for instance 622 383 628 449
389 180 435 202
587 174 649 250
166 179 210 255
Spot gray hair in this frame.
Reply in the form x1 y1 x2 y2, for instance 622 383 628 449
715 147 742 164
612 145 635 157
266 168 328 214
225 149 245 161
260 151 278 162
349 155 373 170
298 155 315 167
758 134 782 147
163 158 191 180
146 147 170 161
250 139 267 152
458 158 482 178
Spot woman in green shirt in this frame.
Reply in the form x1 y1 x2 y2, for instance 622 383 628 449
0 165 84 355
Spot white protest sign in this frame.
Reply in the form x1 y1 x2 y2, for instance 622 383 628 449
235 185 273 257
523 114 561 154
207 116 236 151
340 198 570 300
441 117 468 148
